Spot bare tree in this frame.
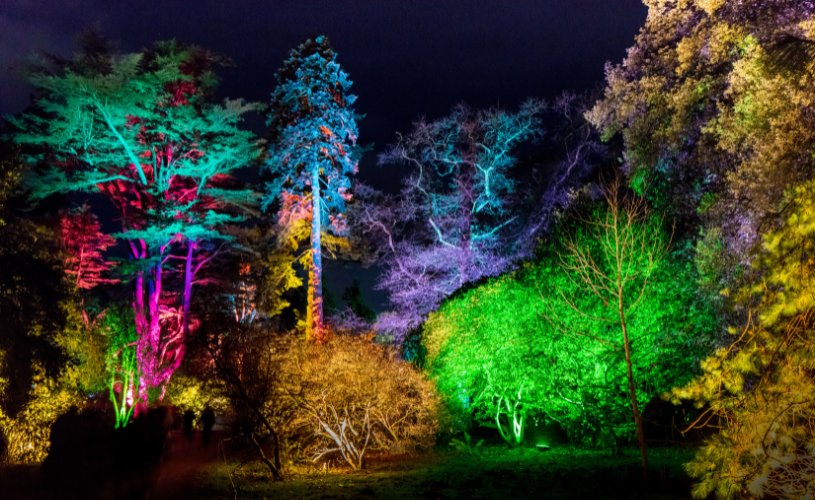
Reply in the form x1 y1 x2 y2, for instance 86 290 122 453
545 176 671 478
358 95 600 339
201 311 295 480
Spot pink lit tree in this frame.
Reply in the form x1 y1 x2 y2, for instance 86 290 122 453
11 35 260 406
58 205 117 291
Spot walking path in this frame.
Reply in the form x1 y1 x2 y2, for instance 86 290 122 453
150 431 224 500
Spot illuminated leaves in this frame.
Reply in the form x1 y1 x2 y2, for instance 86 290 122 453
58 205 117 290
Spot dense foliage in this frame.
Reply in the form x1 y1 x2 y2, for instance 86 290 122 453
589 0 815 496
587 0 815 292
423 205 717 448
9 35 260 404
667 181 815 500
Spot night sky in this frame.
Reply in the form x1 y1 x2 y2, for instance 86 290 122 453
0 0 647 309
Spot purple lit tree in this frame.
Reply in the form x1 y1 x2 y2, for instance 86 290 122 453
360 95 599 339
263 36 359 342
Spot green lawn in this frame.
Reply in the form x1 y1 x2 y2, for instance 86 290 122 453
190 445 700 499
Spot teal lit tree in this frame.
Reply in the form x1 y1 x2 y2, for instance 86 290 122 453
9 34 260 405
264 36 359 341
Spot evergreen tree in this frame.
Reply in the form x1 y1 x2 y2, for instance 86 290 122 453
58 205 117 290
264 36 360 341
9 36 260 405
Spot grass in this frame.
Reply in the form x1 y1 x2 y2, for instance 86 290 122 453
190 444 700 499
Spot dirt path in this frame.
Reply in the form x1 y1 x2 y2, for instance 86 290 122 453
149 431 224 500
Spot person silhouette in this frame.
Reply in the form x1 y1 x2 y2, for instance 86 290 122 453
201 408 216 448
183 409 195 443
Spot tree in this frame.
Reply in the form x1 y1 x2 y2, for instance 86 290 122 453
102 304 140 429
362 100 546 338
264 36 360 342
58 205 117 291
669 179 815 500
423 211 716 448
0 145 69 419
586 0 815 296
546 179 670 477
200 308 291 480
10 35 260 400
284 335 440 470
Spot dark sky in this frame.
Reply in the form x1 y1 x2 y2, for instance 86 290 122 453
0 0 647 309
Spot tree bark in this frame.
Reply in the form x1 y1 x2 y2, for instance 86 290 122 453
182 238 195 336
621 314 649 479
310 167 323 341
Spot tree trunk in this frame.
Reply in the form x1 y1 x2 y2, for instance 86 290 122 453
182 238 195 336
310 167 323 341
621 317 649 479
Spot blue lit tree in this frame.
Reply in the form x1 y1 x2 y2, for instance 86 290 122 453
264 36 359 341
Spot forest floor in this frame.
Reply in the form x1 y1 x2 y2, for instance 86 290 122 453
0 437 701 499
190 444 700 500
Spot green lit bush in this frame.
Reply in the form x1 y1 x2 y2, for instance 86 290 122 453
423 216 718 447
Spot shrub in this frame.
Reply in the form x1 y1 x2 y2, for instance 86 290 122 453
286 335 441 469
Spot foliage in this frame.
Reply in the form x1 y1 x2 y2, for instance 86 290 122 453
264 35 360 341
58 205 117 290
669 180 815 500
0 369 82 464
10 34 261 397
424 199 717 448
53 299 110 395
449 431 483 456
197 298 301 479
587 0 815 293
548 180 672 473
362 100 544 338
0 154 69 418
286 335 441 470
102 304 141 428
164 372 228 417
363 95 600 340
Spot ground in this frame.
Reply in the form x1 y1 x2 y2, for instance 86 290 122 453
0 433 701 499
190 444 699 499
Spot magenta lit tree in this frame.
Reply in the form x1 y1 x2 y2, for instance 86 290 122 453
11 36 260 406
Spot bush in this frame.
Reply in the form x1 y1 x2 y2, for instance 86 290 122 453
286 335 441 469
423 238 718 448
0 378 81 464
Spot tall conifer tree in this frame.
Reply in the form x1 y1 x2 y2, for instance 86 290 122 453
264 36 359 341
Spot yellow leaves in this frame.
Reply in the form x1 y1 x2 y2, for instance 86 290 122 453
706 23 746 66
676 34 704 76
798 19 815 41
693 0 725 16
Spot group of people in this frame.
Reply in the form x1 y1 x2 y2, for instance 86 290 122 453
182 408 216 447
